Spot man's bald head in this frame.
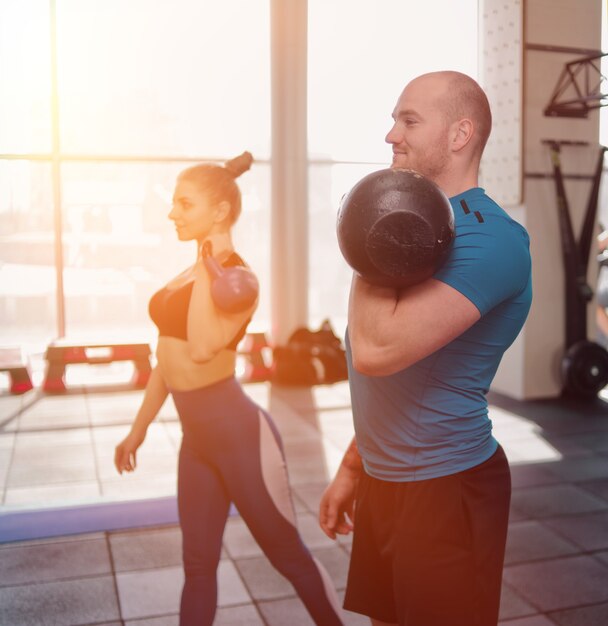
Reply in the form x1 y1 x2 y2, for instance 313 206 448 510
411 71 492 158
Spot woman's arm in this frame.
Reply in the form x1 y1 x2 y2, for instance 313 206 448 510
114 366 169 473
348 274 480 376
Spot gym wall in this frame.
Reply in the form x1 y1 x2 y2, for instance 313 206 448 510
480 0 603 399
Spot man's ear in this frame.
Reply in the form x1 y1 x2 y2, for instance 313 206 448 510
213 200 232 223
451 118 474 152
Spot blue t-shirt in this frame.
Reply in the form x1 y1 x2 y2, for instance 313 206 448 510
347 187 532 481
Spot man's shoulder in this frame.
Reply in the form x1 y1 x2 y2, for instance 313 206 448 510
453 189 529 244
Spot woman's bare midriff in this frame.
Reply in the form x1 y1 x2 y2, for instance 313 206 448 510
156 336 237 391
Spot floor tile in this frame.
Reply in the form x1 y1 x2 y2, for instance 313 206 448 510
292 482 329 514
509 464 563 489
116 561 250 620
258 593 366 626
235 555 294 601
502 438 566 466
499 583 539 621
543 511 608 551
0 576 120 625
0 431 15 449
498 616 557 625
116 565 183 620
311 545 351 590
214 604 265 625
0 448 12 487
92 422 172 446
10 441 95 465
504 521 580 565
124 616 179 626
554 432 608 454
109 526 183 572
0 537 111 585
101 474 177 500
0 393 29 426
3 480 102 507
511 484 608 519
6 454 98 488
223 517 262 559
549 602 608 626
545 456 608 482
577 478 608 503
13 427 92 449
96 449 177 481
503 555 608 612
19 395 89 417
594 550 608 566
257 596 317 626
286 455 335 486
296 511 340 550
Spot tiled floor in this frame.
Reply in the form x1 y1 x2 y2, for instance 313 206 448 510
1 379 608 625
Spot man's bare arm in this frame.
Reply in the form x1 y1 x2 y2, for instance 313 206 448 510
348 275 480 376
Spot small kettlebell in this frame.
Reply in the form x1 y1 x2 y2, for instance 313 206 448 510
202 240 259 313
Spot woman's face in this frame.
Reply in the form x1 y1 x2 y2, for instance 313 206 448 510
168 178 226 242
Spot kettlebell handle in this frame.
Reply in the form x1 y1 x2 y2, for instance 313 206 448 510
201 240 224 280
201 240 214 260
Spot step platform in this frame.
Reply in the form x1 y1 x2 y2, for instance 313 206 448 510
0 347 34 394
43 340 152 393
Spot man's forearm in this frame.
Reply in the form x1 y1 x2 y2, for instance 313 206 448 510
340 437 363 475
348 275 399 348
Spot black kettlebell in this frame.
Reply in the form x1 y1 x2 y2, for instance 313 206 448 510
336 168 455 288
202 241 259 313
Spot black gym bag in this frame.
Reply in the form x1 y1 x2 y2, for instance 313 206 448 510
271 319 348 386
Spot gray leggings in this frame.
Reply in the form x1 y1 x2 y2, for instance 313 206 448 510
171 376 344 626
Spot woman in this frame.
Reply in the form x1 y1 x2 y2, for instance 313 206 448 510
114 152 344 626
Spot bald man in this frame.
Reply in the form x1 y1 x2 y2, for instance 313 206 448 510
319 72 532 626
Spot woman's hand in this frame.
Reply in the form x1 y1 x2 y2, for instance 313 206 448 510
200 232 234 262
114 428 147 475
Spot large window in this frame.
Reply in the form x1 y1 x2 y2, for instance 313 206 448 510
1 0 481 354
307 0 479 332
0 0 270 350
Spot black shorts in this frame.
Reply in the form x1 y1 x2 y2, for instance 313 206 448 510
344 445 511 626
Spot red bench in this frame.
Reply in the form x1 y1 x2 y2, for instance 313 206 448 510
238 332 272 383
43 341 152 392
0 348 34 394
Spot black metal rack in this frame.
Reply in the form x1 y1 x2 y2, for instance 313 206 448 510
543 53 608 118
543 140 608 397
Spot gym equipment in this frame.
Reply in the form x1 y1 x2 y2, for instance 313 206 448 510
336 168 455 287
238 332 272 383
562 341 608 398
43 341 152 393
544 140 608 398
543 52 607 118
202 241 259 313
272 319 348 386
0 348 33 394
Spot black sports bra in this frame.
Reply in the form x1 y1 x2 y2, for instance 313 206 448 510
148 252 250 351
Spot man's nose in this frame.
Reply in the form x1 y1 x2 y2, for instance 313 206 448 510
385 123 400 145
